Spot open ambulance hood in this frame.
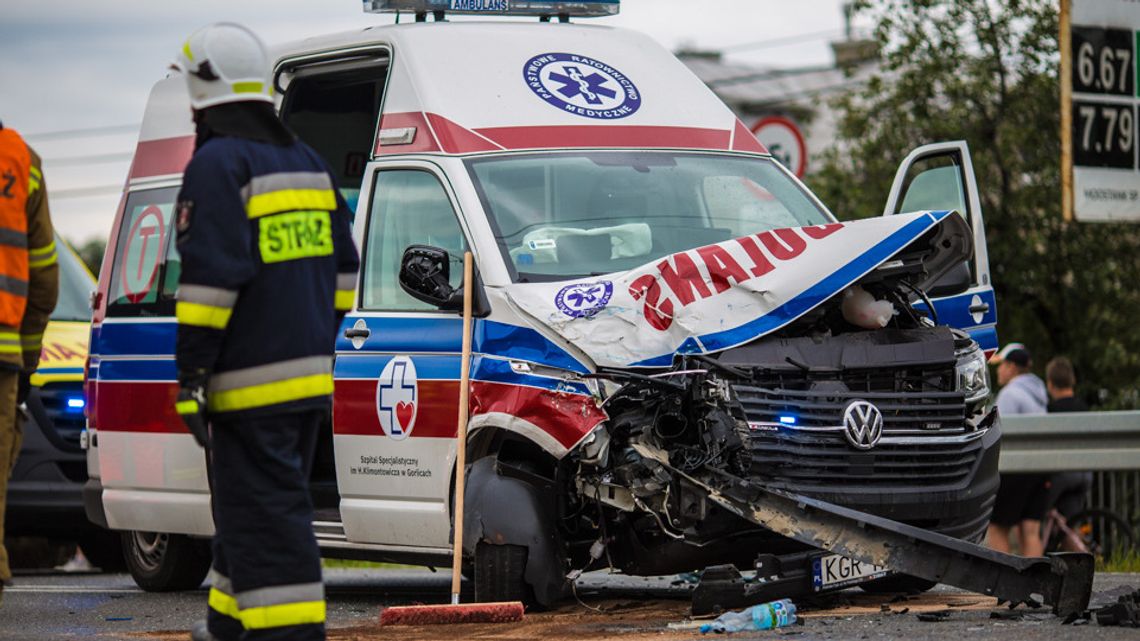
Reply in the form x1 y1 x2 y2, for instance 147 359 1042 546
505 210 973 369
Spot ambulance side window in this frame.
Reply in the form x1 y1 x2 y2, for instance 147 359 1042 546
361 170 468 311
106 187 181 317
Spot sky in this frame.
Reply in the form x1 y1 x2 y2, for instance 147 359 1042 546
0 0 854 245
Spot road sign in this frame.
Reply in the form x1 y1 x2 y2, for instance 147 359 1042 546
1062 0 1140 221
751 116 807 178
120 205 167 303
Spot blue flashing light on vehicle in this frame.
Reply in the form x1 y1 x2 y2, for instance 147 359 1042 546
778 415 797 426
65 397 86 411
363 0 619 18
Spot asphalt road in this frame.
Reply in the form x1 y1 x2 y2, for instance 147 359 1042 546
1 569 1137 640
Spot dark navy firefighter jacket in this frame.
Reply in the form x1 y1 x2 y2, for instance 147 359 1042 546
174 136 359 418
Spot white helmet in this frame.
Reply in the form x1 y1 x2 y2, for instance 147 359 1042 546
172 23 273 110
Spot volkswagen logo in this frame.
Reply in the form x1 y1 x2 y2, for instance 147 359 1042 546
842 400 883 450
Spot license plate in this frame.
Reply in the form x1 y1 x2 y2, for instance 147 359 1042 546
811 553 891 591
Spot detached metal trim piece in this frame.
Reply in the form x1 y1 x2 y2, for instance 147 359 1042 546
678 467 1094 616
1000 411 1140 472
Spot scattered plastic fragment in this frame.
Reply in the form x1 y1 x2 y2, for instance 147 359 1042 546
1093 588 1140 627
105 617 133 621
916 610 951 622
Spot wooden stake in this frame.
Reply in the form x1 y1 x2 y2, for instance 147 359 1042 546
1060 0 1074 222
450 251 474 605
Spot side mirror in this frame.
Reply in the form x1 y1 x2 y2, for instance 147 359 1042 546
926 260 971 298
399 245 463 311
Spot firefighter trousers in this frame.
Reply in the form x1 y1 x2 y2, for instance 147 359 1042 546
0 370 22 583
205 408 326 641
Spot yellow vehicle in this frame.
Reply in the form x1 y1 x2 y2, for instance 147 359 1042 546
6 235 120 569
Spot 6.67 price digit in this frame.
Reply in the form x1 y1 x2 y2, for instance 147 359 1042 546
1073 101 1136 169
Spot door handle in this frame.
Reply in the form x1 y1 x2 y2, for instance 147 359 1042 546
344 327 371 339
968 303 990 314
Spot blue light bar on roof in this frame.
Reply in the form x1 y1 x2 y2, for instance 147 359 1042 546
364 0 619 17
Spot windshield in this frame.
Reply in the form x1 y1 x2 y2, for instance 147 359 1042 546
53 234 96 322
466 152 832 282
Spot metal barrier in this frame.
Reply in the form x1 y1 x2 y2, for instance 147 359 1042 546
999 411 1140 473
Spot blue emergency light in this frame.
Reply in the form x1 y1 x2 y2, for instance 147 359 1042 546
364 0 619 18
65 396 86 412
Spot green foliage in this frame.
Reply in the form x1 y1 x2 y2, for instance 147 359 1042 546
73 237 107 277
808 0 1140 408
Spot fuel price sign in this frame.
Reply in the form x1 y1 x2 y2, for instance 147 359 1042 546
1063 0 1140 221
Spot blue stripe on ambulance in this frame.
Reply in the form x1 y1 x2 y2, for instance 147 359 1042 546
334 351 591 395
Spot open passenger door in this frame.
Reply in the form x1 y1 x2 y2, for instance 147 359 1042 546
883 141 997 355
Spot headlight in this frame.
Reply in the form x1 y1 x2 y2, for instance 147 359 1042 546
955 347 989 403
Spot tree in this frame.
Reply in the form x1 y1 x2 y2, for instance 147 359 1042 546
73 237 107 277
809 0 1140 407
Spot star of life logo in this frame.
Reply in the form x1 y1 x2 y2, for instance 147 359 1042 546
555 280 614 318
524 52 641 120
376 356 418 441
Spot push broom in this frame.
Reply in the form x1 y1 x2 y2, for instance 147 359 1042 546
379 252 525 626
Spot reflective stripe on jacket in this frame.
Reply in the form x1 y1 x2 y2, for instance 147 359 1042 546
175 136 359 416
0 128 59 371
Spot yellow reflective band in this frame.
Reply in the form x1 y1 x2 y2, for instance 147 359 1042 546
176 301 233 330
233 81 264 94
334 290 354 311
29 166 42 180
182 40 194 62
175 399 200 415
30 241 55 257
28 254 57 269
29 176 41 193
208 588 240 620
246 189 337 219
0 344 20 354
258 210 333 264
208 373 334 413
239 600 326 630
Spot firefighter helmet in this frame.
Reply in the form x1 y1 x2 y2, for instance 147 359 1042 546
172 23 273 110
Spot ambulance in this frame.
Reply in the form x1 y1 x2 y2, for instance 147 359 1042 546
84 0 1000 604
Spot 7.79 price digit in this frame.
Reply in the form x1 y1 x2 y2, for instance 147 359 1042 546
1073 101 1136 169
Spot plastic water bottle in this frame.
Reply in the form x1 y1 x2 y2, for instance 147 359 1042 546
699 599 797 634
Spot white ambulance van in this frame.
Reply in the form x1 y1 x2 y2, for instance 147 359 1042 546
85 0 1000 604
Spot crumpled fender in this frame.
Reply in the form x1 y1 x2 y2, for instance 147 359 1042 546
462 455 567 606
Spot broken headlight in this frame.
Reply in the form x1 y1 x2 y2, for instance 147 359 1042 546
955 346 990 403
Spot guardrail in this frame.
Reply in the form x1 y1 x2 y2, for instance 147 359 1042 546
999 411 1140 473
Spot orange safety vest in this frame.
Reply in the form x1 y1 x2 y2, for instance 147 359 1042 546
0 128 30 331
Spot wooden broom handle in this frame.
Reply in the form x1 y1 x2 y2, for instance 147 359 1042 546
451 251 474 604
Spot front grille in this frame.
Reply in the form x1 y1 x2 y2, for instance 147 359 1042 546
734 365 979 490
736 385 968 435
36 382 87 447
742 428 983 490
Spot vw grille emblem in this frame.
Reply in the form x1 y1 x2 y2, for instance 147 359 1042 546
842 400 883 450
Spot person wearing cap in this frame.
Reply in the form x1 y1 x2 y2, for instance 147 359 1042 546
169 23 358 641
986 342 1049 557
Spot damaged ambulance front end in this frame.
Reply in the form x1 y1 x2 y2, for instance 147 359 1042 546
451 150 998 605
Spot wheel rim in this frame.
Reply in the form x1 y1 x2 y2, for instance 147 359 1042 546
130 531 169 572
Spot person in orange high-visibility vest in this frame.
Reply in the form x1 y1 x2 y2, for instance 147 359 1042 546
0 120 60 600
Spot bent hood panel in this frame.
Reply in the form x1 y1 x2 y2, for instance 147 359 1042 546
505 211 967 368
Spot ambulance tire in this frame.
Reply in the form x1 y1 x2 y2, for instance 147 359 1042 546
78 528 127 572
859 574 938 594
122 531 211 592
474 543 536 605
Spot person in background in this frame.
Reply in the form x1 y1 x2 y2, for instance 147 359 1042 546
0 120 60 603
1044 356 1092 521
986 343 1049 557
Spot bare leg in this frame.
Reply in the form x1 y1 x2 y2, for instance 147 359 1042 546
1018 519 1044 558
987 523 1012 553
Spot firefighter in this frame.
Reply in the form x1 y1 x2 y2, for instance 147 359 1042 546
169 24 359 641
0 121 59 602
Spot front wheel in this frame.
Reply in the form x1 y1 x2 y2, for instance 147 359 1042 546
122 531 211 592
1069 509 1135 560
473 543 536 606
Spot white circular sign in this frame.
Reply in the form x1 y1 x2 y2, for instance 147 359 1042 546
375 356 418 440
752 116 808 177
120 205 167 303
